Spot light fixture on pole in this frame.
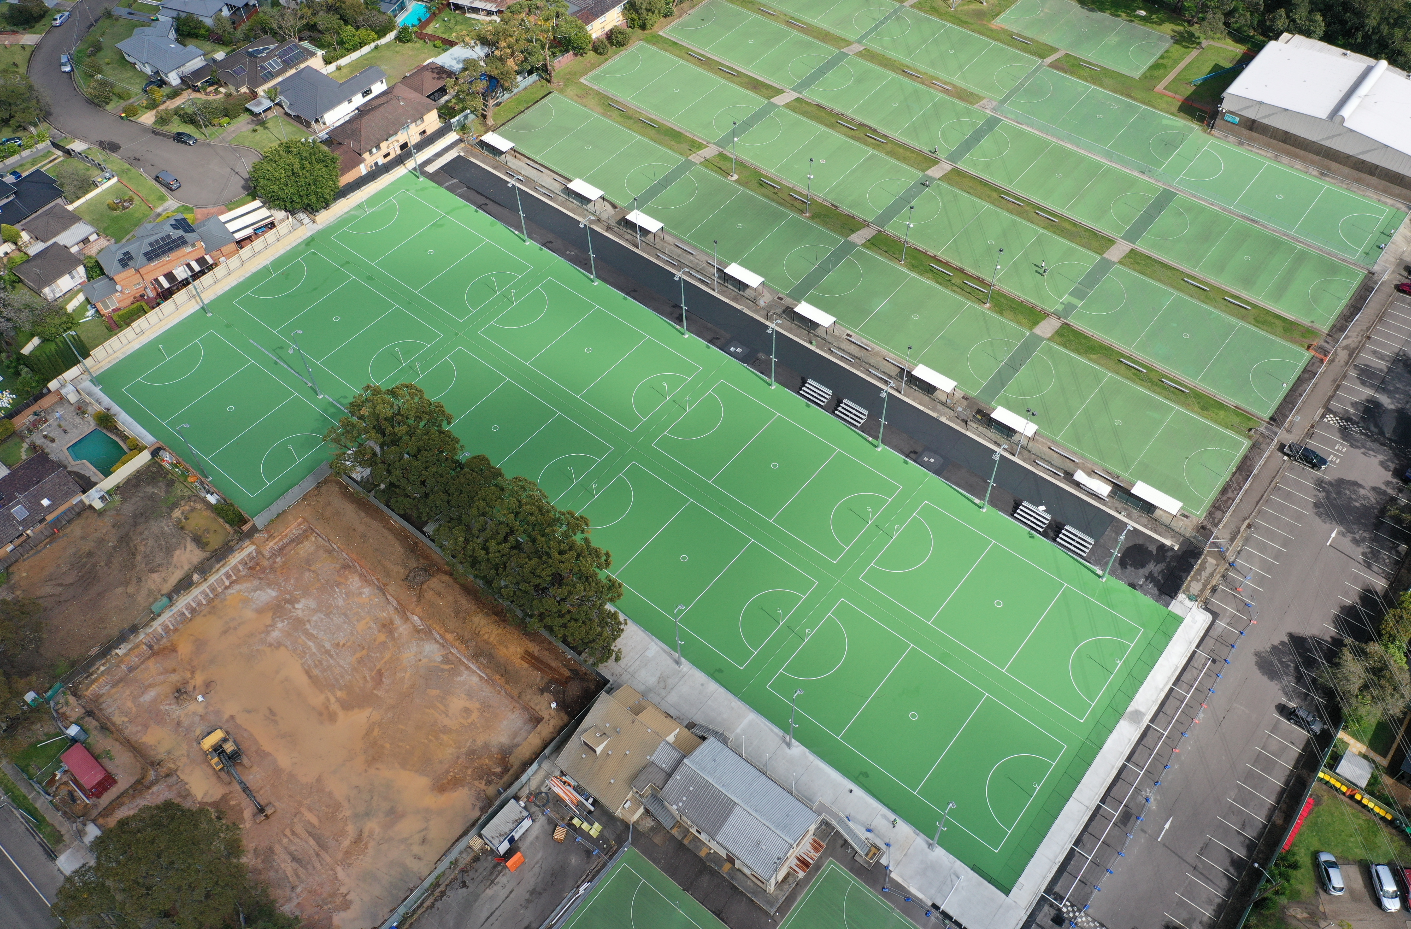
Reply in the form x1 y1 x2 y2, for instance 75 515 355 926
982 444 1008 511
578 218 597 284
403 120 421 178
985 247 1004 306
729 121 738 180
788 688 804 746
192 277 211 316
1023 407 1038 450
1102 523 1132 581
804 157 814 217
509 180 528 244
876 387 889 450
631 194 641 249
900 203 915 264
673 273 688 336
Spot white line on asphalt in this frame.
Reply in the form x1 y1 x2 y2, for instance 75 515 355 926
1282 473 1320 491
1255 746 1296 769
1350 565 1392 585
1228 796 1272 820
1264 725 1305 750
1206 832 1248 859
1255 520 1294 538
1186 869 1228 895
1260 507 1301 526
1246 763 1283 784
1267 496 1309 515
1218 815 1260 841
1174 892 1215 919
0 835 50 906
1198 851 1240 880
1238 780 1277 804
1163 913 1191 929
1249 533 1286 551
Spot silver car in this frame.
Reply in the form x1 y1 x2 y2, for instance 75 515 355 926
1370 862 1402 912
1316 852 1344 895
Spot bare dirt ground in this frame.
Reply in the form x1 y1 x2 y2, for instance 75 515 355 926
7 460 234 663
75 479 602 929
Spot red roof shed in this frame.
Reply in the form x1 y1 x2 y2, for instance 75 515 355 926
61 743 117 799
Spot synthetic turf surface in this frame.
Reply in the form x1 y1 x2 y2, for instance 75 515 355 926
98 174 1181 892
503 96 1251 511
563 849 725 929
777 861 916 929
999 68 1406 266
995 0 1171 77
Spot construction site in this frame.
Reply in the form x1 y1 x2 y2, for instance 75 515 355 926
67 478 603 929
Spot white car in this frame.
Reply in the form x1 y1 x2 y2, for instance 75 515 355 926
1370 862 1402 912
1316 852 1344 895
51 10 69 25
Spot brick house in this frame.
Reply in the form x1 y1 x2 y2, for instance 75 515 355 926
572 0 629 38
276 65 387 131
185 36 323 94
81 214 238 317
326 82 441 184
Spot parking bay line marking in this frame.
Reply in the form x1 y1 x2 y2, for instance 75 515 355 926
1255 746 1295 769
1227 796 1272 820
1174 892 1215 919
1197 851 1240 880
1218 815 1259 841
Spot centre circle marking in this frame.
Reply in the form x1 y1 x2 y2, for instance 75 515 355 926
227 405 234 411
585 347 593 353
909 711 919 720
994 600 1003 607
680 554 689 562
492 424 500 431
771 462 779 469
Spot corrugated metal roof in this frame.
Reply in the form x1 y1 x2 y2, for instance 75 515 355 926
631 762 669 795
660 739 817 878
642 790 677 828
649 740 685 776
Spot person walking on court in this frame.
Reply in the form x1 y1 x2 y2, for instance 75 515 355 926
1040 260 1048 276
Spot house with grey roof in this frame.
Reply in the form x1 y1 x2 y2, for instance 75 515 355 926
83 214 240 316
187 35 322 93
159 0 256 26
655 737 821 893
0 450 87 552
116 22 206 86
275 65 387 131
14 244 85 302
19 204 98 256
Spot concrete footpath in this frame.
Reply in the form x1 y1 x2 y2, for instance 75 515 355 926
602 594 1210 929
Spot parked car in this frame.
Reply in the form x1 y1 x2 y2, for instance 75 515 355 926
1316 852 1345 895
51 10 69 25
154 170 180 191
0 137 21 148
59 54 71 73
1394 863 1411 904
1284 442 1329 470
1370 863 1402 912
1288 705 1324 735
1397 282 1411 295
172 131 197 146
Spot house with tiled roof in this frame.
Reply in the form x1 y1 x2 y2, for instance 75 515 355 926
117 23 206 86
401 62 454 103
18 204 98 256
0 450 86 552
0 170 64 230
187 36 322 93
326 81 440 183
14 244 85 302
82 214 238 317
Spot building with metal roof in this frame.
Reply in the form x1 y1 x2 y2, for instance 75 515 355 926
657 738 821 893
116 23 206 86
1219 33 1411 197
276 65 387 131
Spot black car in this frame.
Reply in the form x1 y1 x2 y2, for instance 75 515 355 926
1285 442 1329 470
172 131 197 146
1289 706 1324 735
154 170 180 191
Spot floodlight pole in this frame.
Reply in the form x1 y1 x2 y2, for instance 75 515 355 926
402 120 421 178
674 273 687 336
174 422 210 479
712 239 719 292
61 330 96 384
631 195 641 250
578 219 597 284
986 247 1004 306
1102 523 1132 581
788 688 804 746
289 330 321 398
509 181 528 244
804 157 814 217
900 204 915 264
982 445 1008 511
729 121 738 180
673 604 685 665
192 277 211 317
768 316 778 388
876 387 889 450
901 345 912 398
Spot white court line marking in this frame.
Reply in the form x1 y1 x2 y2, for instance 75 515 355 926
840 647 912 737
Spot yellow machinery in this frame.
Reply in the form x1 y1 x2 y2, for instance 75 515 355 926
199 728 272 818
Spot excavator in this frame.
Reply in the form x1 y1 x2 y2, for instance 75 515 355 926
199 729 273 819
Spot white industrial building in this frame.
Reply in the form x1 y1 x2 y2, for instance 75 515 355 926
1219 34 1411 197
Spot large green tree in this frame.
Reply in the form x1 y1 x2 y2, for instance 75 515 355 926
0 73 44 130
503 0 590 84
446 22 529 126
52 801 298 929
250 140 339 214
323 383 463 524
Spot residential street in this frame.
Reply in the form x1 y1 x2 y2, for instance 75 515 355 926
0 805 60 929
31 0 254 206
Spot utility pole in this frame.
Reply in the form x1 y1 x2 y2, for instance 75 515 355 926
982 445 1008 511
768 316 778 388
674 273 687 336
1102 523 1132 580
804 157 814 217
403 120 420 178
578 218 596 284
900 203 915 264
729 121 738 180
673 604 685 665
876 387 889 450
712 239 719 292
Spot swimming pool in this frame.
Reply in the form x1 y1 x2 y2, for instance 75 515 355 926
68 429 126 474
399 2 433 27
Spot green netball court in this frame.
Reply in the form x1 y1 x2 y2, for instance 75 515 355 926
779 861 917 929
504 96 1251 510
995 0 1171 76
97 174 1182 892
564 850 724 929
999 68 1406 265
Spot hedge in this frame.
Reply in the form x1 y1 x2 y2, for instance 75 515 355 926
114 302 150 328
109 449 143 474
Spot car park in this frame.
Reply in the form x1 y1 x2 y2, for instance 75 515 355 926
172 131 197 146
59 54 71 73
51 11 69 25
1284 442 1329 470
1317 852 1345 895
1288 706 1324 735
1370 863 1402 912
154 170 180 191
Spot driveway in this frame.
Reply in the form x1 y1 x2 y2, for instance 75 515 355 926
31 0 254 207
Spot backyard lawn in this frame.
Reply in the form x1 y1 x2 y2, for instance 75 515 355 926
229 115 305 152
73 152 169 240
0 45 31 73
424 10 481 44
72 15 148 107
330 38 440 82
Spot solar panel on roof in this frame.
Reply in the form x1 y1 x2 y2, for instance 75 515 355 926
173 216 195 233
11 504 28 521
278 45 305 64
230 64 246 76
141 233 187 263
248 44 275 56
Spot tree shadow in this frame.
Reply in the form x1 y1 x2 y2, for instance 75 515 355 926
1252 632 1337 704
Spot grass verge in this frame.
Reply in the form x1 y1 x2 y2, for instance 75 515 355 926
479 80 551 135
644 33 783 99
942 168 1114 255
865 230 1046 331
0 768 63 847
1051 323 1260 434
1344 710 1398 758
1119 249 1322 345
554 83 704 158
73 151 167 241
701 153 864 240
784 98 940 172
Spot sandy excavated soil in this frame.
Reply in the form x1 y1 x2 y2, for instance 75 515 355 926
80 479 601 929
8 461 231 661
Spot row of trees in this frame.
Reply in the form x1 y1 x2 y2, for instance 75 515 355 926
1321 590 1411 720
1174 0 1411 68
324 384 625 664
